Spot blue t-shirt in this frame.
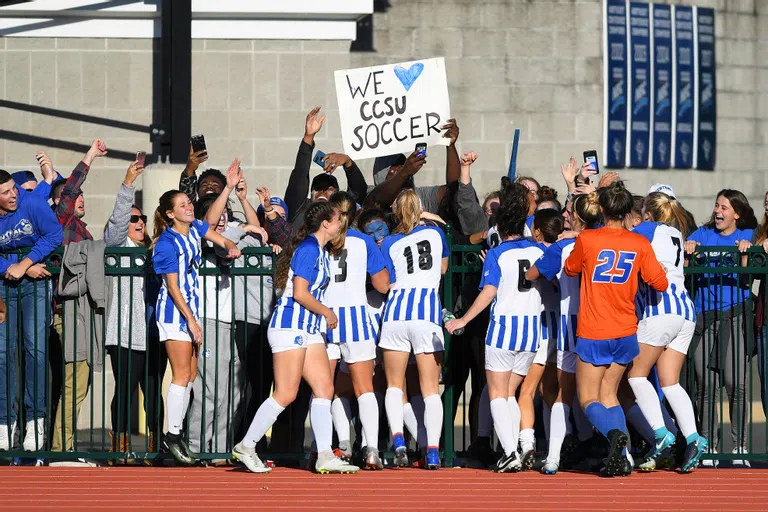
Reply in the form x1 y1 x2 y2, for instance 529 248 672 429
688 226 754 313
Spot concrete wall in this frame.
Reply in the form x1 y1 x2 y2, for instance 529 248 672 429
0 0 766 233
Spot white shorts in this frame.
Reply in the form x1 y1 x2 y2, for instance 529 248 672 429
157 322 192 343
378 320 445 355
532 336 556 366
326 342 341 361
637 315 695 354
485 347 537 375
557 350 577 374
326 340 377 364
268 328 324 354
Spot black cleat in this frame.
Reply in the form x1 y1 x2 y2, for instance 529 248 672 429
520 448 536 471
163 433 195 466
490 452 522 473
600 430 629 478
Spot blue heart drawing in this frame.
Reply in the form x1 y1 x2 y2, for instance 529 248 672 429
393 63 424 92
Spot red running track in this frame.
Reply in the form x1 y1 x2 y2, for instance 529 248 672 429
2 466 768 511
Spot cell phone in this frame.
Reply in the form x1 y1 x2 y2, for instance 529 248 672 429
313 150 326 168
583 150 599 174
415 143 427 158
190 134 207 155
136 151 146 167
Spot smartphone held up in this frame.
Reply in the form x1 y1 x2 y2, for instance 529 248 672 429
415 142 427 158
583 150 599 174
136 151 146 167
191 134 207 157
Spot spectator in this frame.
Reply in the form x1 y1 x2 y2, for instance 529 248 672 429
51 139 107 455
103 160 164 465
12 171 37 192
255 188 292 248
284 107 368 232
178 144 211 204
0 168 63 452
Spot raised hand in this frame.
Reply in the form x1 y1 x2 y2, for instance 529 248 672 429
442 118 459 145
402 151 427 176
124 160 145 187
226 159 242 190
235 177 248 202
304 106 326 140
36 151 53 180
256 187 271 208
186 144 209 174
560 157 579 187
597 171 621 189
322 153 351 173
460 151 478 167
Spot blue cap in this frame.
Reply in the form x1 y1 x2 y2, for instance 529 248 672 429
257 197 289 218
12 170 37 187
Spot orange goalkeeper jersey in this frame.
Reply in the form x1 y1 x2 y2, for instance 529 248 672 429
564 227 668 340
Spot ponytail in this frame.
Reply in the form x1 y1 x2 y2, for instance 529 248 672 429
644 192 691 237
572 192 601 230
150 190 184 248
392 189 421 235
329 191 357 255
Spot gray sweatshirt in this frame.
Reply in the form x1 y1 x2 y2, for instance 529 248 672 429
456 179 488 235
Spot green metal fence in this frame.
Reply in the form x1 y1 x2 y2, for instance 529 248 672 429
2 240 768 466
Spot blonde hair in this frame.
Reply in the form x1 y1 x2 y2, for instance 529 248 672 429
643 192 691 237
571 192 601 230
151 190 185 248
329 191 356 255
392 189 421 235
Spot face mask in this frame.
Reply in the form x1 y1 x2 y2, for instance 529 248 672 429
365 220 389 243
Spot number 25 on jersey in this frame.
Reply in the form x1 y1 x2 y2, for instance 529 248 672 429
592 250 636 284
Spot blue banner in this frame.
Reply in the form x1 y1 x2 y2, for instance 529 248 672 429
605 0 628 168
628 2 651 168
696 7 716 170
651 4 672 168
673 5 695 169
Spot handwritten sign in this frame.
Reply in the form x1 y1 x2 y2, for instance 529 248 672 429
334 58 451 160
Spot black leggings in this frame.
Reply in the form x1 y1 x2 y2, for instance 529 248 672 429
107 342 166 434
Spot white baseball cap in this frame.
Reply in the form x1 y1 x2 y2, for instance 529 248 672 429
648 183 676 198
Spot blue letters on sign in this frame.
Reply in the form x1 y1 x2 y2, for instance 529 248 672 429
696 7 716 171
673 5 695 169
605 0 628 169
628 2 651 168
592 250 637 284
651 4 673 169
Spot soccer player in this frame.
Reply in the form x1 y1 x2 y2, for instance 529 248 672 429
563 183 668 477
324 192 390 469
628 191 708 472
379 190 449 470
446 183 542 473
152 190 241 465
233 201 359 474
527 193 601 474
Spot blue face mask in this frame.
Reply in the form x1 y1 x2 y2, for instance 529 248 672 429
365 220 389 244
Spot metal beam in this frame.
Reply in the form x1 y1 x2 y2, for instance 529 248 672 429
158 0 191 164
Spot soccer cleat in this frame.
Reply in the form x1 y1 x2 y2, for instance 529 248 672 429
541 459 559 475
643 430 676 463
333 447 352 462
680 436 708 473
162 433 195 466
600 430 629 477
363 447 383 470
491 452 520 473
468 436 497 468
425 447 440 470
23 419 45 452
315 451 359 474
232 443 272 473
637 456 656 472
392 433 409 468
732 446 751 467
520 448 536 471
558 433 580 469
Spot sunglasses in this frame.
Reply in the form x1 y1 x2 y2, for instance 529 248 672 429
130 215 147 223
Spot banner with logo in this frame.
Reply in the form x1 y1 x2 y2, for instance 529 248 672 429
672 5 695 169
696 7 716 171
604 0 628 168
650 4 673 168
628 2 651 168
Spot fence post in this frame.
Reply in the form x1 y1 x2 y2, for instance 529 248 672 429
442 225 455 468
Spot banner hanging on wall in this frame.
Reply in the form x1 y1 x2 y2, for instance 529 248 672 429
628 2 651 168
650 3 673 169
696 7 716 171
673 5 695 169
604 0 628 169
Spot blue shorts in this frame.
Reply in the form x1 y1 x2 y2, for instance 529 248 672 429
575 335 640 366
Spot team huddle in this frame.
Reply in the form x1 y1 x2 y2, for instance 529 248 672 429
150 164 739 476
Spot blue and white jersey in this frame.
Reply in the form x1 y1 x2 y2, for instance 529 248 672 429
535 238 579 352
487 225 501 249
633 221 695 321
269 234 331 334
366 290 386 341
381 225 449 326
481 238 544 352
153 220 209 333
324 229 387 343
539 266 560 349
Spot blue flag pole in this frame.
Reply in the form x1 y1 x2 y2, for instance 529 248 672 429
508 128 520 181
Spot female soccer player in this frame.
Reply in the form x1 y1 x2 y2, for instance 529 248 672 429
526 193 601 474
627 191 707 472
324 192 390 469
379 190 449 470
446 183 543 473
685 189 757 465
232 201 359 474
563 183 668 477
152 190 241 465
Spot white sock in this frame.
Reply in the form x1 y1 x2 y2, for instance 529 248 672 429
661 402 680 436
403 402 419 440
542 401 552 441
242 397 285 449
182 382 193 420
410 394 428 449
423 394 443 449
362 392 384 447
628 377 665 431
478 385 492 438
546 402 570 465
331 397 352 448
167 383 186 435
661 384 698 440
385 388 405 439
626 404 655 445
573 394 593 441
507 397 521 452
311 397 333 453
490 398 516 456
357 392 379 451
520 428 536 453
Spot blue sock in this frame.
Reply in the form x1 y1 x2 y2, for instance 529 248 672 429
685 433 699 445
654 426 670 442
584 402 612 437
605 405 628 434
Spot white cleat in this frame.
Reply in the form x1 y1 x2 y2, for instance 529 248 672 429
23 419 45 452
232 442 272 473
315 451 359 474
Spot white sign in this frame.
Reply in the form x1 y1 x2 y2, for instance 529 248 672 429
334 57 451 160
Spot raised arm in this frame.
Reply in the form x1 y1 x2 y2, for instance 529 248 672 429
455 151 487 236
205 159 241 227
443 118 460 185
55 139 107 220
104 161 143 247
234 175 260 227
180 144 209 203
284 107 324 224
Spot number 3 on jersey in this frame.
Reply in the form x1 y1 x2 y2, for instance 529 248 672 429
592 249 636 284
